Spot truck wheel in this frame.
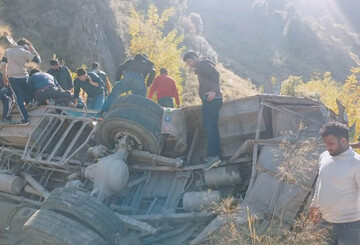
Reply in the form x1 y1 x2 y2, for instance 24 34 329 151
109 95 163 122
23 209 107 245
41 188 123 244
95 106 162 154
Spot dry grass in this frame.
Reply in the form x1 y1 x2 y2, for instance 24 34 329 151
181 63 258 106
0 24 12 58
207 197 331 245
275 123 320 185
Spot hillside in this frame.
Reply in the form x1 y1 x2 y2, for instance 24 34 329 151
187 0 360 87
0 0 125 80
0 0 258 103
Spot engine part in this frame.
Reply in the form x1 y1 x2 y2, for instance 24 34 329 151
183 191 221 212
204 165 243 188
161 108 187 157
84 147 129 201
19 171 49 198
24 185 42 196
0 173 25 194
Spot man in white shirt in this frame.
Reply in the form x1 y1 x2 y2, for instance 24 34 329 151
0 38 41 125
310 122 360 244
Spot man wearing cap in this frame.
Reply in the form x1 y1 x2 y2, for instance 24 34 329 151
73 68 105 110
90 62 111 97
183 50 222 167
148 68 180 108
0 38 41 125
47 59 73 91
99 54 156 116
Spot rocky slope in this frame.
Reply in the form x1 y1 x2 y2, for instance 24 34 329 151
0 0 125 80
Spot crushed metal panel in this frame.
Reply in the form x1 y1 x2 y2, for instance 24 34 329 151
272 105 327 137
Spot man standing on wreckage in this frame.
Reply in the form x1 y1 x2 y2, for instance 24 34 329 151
310 122 360 244
98 53 156 117
183 50 223 168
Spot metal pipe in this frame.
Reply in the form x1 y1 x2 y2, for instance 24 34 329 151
0 192 41 207
19 171 49 198
24 185 42 196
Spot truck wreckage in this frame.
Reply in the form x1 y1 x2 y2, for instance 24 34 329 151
0 94 337 244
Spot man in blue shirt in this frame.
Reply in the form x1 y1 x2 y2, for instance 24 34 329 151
28 68 72 106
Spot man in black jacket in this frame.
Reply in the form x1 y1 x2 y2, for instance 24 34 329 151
99 54 155 115
183 50 223 167
73 68 105 110
90 62 111 97
47 60 73 91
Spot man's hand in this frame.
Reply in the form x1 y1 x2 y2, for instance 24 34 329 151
308 207 321 224
205 91 216 101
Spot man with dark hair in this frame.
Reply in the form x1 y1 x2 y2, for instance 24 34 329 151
27 68 72 106
99 54 156 115
0 38 41 125
183 50 222 167
90 62 111 96
47 59 73 91
0 72 12 124
73 68 105 110
310 122 360 244
148 68 180 108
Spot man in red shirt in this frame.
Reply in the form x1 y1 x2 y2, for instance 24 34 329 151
148 68 180 108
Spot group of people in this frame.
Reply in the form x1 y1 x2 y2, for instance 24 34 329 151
0 38 222 166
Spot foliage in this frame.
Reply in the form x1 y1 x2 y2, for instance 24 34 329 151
128 4 185 100
280 68 360 141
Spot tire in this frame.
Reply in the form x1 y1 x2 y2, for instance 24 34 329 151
109 95 163 122
23 209 107 245
95 106 162 153
41 188 123 245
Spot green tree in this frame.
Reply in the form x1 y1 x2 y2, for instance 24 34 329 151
128 4 185 99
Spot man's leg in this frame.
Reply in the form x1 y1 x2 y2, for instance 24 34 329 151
45 88 72 105
202 98 222 158
333 220 360 245
0 89 12 119
34 90 46 105
86 97 95 110
9 77 29 121
87 94 104 110
101 78 130 113
131 77 146 96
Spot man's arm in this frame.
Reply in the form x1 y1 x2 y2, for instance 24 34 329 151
309 170 321 223
27 45 41 64
198 61 220 101
1 55 9 86
105 76 112 94
146 66 156 87
147 77 158 99
116 61 128 81
64 67 73 90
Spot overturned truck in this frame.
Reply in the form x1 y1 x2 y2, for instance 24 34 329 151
0 94 334 244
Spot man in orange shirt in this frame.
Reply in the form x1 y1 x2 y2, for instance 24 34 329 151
148 68 180 108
